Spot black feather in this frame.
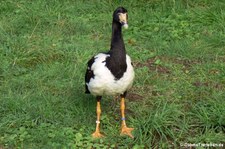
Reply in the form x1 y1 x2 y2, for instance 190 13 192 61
85 56 95 94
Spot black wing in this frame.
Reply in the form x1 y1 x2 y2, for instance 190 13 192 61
85 56 96 94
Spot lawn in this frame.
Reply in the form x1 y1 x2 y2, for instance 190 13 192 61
0 0 225 148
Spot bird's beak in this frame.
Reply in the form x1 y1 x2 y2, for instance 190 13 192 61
118 13 128 29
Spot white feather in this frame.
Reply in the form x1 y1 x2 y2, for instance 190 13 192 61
123 23 128 29
87 53 134 96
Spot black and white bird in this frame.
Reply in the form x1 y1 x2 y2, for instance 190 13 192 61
85 7 135 138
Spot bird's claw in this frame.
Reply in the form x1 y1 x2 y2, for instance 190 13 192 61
92 131 104 138
120 126 134 138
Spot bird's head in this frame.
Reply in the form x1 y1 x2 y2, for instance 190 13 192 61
113 7 128 29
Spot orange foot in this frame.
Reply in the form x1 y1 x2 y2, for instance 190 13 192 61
120 126 134 138
92 131 104 138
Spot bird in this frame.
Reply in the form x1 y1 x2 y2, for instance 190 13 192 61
85 7 135 138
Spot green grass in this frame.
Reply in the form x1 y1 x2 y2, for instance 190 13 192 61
0 0 225 148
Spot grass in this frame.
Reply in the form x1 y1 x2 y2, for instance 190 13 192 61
0 0 225 148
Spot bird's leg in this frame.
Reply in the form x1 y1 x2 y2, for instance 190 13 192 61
120 93 134 138
92 96 104 138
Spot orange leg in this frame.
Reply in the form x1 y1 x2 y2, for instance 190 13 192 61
92 97 104 138
120 97 134 138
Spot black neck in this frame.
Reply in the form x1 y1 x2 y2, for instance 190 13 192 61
110 21 126 55
105 20 127 80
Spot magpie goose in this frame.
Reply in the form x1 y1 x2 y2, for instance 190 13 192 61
85 7 135 138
